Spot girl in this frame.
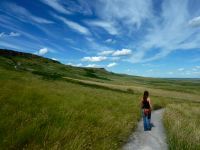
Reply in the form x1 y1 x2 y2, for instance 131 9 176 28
141 90 152 131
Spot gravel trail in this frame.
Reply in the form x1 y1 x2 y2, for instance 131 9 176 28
123 109 168 150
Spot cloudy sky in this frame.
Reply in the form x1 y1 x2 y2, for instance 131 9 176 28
0 0 200 78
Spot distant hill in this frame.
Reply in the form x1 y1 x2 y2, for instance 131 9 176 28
0 49 200 96
0 49 118 81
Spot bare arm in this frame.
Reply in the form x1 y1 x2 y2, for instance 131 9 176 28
148 98 152 109
140 97 143 109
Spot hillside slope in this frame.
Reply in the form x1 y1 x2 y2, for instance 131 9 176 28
0 49 199 149
0 49 199 98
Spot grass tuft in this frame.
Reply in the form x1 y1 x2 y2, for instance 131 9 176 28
163 103 200 150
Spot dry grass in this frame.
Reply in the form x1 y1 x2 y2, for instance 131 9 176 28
63 77 199 102
163 103 200 150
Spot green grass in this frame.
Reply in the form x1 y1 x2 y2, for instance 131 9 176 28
163 103 200 150
1 49 200 149
1 49 200 97
0 68 142 149
0 67 173 150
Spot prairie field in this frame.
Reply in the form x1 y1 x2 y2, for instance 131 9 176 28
0 68 140 149
164 103 200 150
0 49 200 149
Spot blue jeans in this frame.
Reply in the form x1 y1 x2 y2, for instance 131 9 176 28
142 110 151 131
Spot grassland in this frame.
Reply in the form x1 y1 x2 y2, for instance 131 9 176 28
0 49 200 149
164 103 200 150
0 68 140 149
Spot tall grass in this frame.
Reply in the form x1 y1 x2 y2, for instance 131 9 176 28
0 68 143 149
0 67 177 149
163 103 200 150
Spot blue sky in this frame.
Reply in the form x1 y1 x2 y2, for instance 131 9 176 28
0 0 200 78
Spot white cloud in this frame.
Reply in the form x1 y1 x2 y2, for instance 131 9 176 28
192 68 197 71
86 20 118 35
195 66 200 69
94 0 153 29
76 63 83 67
64 38 75 44
0 16 44 42
37 48 48 55
178 68 185 71
192 66 200 71
185 71 191 75
86 37 94 42
81 56 107 62
67 63 83 67
188 16 200 27
168 72 174 75
40 0 71 14
85 39 111 53
107 62 117 68
105 39 112 43
4 3 53 24
62 0 92 15
67 62 72 65
126 69 131 72
31 16 54 24
112 49 132 56
129 0 200 63
98 50 114 56
9 32 21 37
147 69 153 72
0 32 5 37
51 58 58 61
70 46 89 54
53 14 90 35
105 38 115 43
85 64 100 68
0 32 21 38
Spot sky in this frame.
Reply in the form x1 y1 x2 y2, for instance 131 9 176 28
0 0 200 78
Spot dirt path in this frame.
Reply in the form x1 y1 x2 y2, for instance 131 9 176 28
123 109 168 150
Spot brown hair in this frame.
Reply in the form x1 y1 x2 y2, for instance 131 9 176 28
143 90 149 102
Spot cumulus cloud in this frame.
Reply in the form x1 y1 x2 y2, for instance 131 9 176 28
112 49 132 56
37 48 48 55
81 56 107 62
98 50 114 56
107 62 117 68
53 14 90 35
